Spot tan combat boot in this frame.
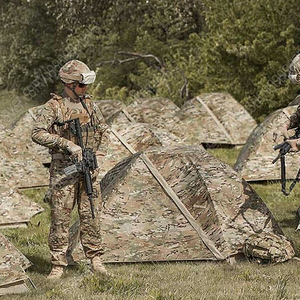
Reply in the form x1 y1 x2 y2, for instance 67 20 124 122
66 254 79 266
91 256 109 275
47 265 64 279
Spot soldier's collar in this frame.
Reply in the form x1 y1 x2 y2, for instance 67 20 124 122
61 91 81 103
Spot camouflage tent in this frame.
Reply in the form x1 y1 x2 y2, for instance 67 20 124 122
0 186 43 229
0 232 32 295
97 145 293 262
124 97 181 123
234 105 299 181
0 105 50 188
106 94 257 146
176 93 257 145
94 99 126 121
106 97 184 138
70 145 294 264
46 121 187 211
0 107 44 225
0 106 44 294
1 157 49 190
97 122 186 180
288 94 300 106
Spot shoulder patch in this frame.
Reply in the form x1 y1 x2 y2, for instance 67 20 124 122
50 93 63 101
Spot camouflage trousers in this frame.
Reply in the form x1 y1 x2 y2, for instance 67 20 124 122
48 157 104 266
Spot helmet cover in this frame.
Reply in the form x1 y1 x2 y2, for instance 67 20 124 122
289 54 300 84
59 60 96 84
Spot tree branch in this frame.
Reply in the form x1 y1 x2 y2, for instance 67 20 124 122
116 52 164 69
97 51 165 71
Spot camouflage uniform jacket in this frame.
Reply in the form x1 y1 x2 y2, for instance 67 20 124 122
31 93 110 158
288 105 300 129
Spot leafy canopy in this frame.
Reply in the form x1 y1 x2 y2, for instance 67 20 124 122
0 0 300 121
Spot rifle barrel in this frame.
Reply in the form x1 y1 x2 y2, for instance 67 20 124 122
273 142 286 151
272 154 281 164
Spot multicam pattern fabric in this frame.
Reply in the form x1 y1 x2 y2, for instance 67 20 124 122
235 105 300 181
107 97 184 138
288 54 300 77
97 145 291 262
59 60 91 84
46 121 186 255
112 122 184 152
95 122 187 181
68 123 199 260
0 107 45 293
177 93 257 145
107 94 256 146
243 232 295 263
94 99 126 121
48 158 104 266
288 94 300 106
0 106 46 228
31 93 110 266
125 97 181 122
32 94 109 155
0 186 43 228
0 232 30 294
0 105 50 188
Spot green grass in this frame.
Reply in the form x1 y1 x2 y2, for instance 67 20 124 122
3 131 300 298
207 146 242 168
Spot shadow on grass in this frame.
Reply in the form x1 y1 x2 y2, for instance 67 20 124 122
26 255 51 275
277 213 300 257
278 214 299 231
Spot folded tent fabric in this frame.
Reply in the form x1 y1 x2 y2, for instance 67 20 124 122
0 232 31 295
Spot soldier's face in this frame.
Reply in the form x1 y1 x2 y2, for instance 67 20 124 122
75 82 88 95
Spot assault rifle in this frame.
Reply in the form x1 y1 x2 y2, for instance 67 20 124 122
272 127 300 195
63 118 98 218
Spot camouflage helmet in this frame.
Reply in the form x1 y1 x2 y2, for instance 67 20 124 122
59 60 96 85
288 53 300 84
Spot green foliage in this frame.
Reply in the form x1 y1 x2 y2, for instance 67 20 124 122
191 0 300 120
1 0 300 120
60 0 204 106
0 0 59 98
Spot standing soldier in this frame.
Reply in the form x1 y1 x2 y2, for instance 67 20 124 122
273 53 300 148
32 60 110 279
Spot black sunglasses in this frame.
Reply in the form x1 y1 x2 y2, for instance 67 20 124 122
78 82 87 88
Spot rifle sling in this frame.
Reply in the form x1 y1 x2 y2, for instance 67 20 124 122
280 155 300 196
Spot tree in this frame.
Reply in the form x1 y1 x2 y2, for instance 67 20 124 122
1 0 300 122
0 0 59 99
187 0 300 120
74 0 206 104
